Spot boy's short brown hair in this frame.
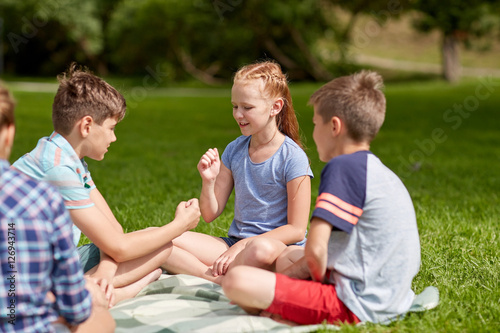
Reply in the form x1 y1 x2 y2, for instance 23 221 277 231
309 70 386 142
52 63 126 135
0 83 16 129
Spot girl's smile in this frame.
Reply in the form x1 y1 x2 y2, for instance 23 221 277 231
231 80 276 138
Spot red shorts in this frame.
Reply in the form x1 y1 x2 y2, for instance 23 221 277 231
265 273 360 325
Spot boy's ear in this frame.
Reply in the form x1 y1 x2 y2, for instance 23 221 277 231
330 116 342 137
270 98 284 116
78 116 94 138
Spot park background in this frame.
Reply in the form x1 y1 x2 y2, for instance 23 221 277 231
1 1 499 332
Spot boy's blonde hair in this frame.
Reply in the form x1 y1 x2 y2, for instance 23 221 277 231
234 60 303 149
0 83 15 129
53 63 126 135
309 70 386 142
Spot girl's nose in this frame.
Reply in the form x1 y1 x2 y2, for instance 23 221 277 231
233 108 243 119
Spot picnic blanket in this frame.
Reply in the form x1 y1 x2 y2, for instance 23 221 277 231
110 274 439 333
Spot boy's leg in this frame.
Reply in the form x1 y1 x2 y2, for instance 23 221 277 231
161 231 229 283
111 243 172 287
85 241 171 288
85 242 170 306
223 266 360 325
275 246 310 279
222 266 276 313
112 268 162 305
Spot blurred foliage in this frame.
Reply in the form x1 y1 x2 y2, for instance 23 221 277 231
0 0 499 82
412 0 500 38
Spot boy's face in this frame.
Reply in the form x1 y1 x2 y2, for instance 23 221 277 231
87 117 117 161
312 106 334 162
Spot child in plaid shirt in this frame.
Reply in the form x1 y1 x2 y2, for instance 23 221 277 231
0 83 114 332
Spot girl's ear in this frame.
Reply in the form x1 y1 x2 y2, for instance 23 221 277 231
270 98 284 117
78 116 94 138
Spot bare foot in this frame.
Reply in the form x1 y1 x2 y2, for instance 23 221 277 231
111 268 162 307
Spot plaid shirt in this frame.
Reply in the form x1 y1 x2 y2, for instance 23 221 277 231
0 159 91 332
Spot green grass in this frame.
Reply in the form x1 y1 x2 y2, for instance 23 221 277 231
7 77 500 332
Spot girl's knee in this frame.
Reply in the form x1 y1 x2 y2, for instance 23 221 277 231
246 238 285 265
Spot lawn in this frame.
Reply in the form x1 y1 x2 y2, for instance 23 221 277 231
6 76 500 332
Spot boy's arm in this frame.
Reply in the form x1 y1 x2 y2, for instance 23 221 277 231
70 199 200 263
90 188 123 233
305 217 333 282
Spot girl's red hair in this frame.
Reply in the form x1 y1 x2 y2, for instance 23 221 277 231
234 61 303 149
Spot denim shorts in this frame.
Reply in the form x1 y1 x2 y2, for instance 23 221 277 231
220 236 242 247
77 243 100 273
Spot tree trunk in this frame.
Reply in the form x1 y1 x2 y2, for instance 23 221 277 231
288 27 332 81
442 33 461 83
173 46 224 85
261 36 299 70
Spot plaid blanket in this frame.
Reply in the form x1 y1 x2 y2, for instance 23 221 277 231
110 274 338 332
110 274 439 332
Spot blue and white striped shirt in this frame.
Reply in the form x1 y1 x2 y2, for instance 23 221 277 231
12 132 96 245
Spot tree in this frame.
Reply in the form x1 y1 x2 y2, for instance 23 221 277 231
222 0 333 80
108 0 338 82
108 0 235 83
0 0 107 75
412 0 500 82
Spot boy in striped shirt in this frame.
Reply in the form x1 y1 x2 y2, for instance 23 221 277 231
222 71 421 326
13 64 201 307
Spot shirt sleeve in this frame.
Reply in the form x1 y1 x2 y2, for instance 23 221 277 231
44 166 95 210
221 139 237 171
49 188 92 325
311 154 367 233
283 145 313 182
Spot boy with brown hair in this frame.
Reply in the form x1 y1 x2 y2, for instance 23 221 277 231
13 64 201 307
222 71 421 325
0 82 114 332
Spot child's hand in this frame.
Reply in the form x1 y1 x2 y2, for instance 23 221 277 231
174 198 201 231
87 276 115 308
84 277 112 309
197 148 220 182
212 242 245 277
